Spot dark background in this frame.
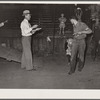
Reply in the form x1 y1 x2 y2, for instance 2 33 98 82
0 4 92 54
0 4 90 28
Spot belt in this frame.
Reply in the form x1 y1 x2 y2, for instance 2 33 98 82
22 36 31 37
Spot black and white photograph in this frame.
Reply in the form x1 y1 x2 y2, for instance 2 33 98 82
0 0 100 91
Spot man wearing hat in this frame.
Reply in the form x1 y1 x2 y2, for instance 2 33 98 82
20 10 38 71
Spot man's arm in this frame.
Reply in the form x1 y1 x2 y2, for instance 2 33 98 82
77 23 92 35
81 27 92 34
31 24 38 30
74 28 92 36
21 22 38 36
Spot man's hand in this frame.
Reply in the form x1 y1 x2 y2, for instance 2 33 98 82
73 32 82 35
31 28 41 35
77 32 82 35
31 29 37 34
31 25 38 29
0 22 4 27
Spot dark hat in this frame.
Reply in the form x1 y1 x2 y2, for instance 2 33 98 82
22 10 31 16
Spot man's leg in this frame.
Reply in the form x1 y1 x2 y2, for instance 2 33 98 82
22 37 33 71
21 37 26 69
78 39 86 71
21 51 26 69
68 41 78 74
67 55 71 66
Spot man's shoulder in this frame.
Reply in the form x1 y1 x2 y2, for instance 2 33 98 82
79 22 88 28
21 19 27 25
79 22 86 25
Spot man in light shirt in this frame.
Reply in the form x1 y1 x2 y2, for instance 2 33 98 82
20 10 38 71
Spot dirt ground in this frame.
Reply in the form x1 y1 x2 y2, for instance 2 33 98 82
0 54 100 89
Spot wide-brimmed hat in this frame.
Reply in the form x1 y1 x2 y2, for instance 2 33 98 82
22 10 31 16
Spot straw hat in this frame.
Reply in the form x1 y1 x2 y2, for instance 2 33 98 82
22 10 31 16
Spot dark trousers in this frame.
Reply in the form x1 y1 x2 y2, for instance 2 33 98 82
91 40 100 60
70 39 86 73
67 55 71 63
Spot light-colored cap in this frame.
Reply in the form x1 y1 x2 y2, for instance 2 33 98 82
22 10 31 16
